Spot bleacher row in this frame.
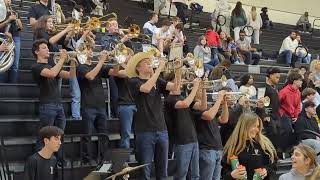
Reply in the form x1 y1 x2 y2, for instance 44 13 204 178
1 0 320 179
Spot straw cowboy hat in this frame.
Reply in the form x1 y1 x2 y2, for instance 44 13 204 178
125 52 152 78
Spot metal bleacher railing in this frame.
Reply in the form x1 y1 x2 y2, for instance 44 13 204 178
0 137 13 180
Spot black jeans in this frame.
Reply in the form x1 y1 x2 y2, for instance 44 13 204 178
174 2 186 24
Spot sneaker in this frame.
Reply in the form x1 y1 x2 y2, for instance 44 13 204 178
184 24 190 29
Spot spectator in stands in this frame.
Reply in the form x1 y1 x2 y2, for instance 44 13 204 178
230 1 247 41
33 15 73 52
279 144 318 180
239 74 257 99
260 7 273 29
302 88 320 107
31 39 76 162
279 72 302 121
226 36 242 64
213 0 232 35
222 112 277 180
164 73 201 180
24 126 64 180
247 6 262 45
302 71 316 91
169 23 185 60
0 0 23 83
77 48 119 163
205 25 221 66
143 13 158 36
91 0 104 16
125 52 179 179
194 35 214 72
72 4 84 21
28 0 52 29
236 30 260 65
300 66 307 78
152 19 171 57
220 95 265 146
309 60 320 91
193 90 229 180
296 35 312 64
279 31 298 67
168 17 181 36
172 0 187 25
297 12 312 33
154 0 165 15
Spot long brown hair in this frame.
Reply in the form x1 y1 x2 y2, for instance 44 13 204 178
34 15 53 39
232 1 242 16
223 113 276 164
251 6 257 21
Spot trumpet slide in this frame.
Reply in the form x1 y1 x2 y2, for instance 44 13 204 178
183 75 227 90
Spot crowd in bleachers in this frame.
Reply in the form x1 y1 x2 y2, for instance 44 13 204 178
2 0 320 179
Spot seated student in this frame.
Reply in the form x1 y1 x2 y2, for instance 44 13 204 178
296 35 312 64
297 12 312 33
260 7 273 29
72 4 84 21
279 144 318 180
295 101 320 162
151 19 171 57
222 113 277 180
193 35 213 72
236 30 260 65
143 13 159 36
239 74 257 99
24 126 64 180
226 36 242 64
279 31 298 67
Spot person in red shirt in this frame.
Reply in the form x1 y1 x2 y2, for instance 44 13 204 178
279 72 303 121
205 25 221 67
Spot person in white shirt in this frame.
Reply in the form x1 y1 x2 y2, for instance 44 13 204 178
143 13 159 36
152 19 171 56
247 6 262 45
279 31 298 66
168 17 181 37
239 74 257 99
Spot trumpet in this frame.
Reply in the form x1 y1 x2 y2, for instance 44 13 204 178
120 24 141 37
49 52 78 67
207 92 244 103
183 75 227 90
248 96 271 107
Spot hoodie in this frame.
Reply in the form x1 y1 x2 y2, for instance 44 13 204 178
278 84 301 119
279 169 314 180
205 30 221 47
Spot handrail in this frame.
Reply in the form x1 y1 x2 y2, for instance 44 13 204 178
311 18 320 38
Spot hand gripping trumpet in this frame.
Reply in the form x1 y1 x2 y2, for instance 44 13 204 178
248 96 271 107
184 75 227 90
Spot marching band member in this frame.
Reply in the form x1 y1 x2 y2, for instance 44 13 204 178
0 0 23 83
77 44 120 163
125 52 179 179
33 15 73 52
31 39 76 163
28 0 52 29
164 67 201 179
193 88 229 180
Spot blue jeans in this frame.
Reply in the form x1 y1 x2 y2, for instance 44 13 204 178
199 149 223 180
297 53 312 64
118 104 136 148
241 51 260 65
36 103 66 158
69 77 81 120
174 142 200 180
280 50 293 64
135 131 169 180
9 36 20 83
82 107 108 160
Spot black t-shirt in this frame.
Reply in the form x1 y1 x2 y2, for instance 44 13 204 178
114 77 134 105
31 63 61 104
24 153 58 180
128 77 168 133
192 109 223 150
33 31 65 52
77 64 111 109
28 2 52 20
100 33 121 51
164 95 197 145
265 83 280 118
0 11 21 37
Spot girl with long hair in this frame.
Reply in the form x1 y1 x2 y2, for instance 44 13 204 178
222 112 277 180
279 144 318 180
230 1 247 41
33 15 73 52
248 6 262 44
239 74 257 99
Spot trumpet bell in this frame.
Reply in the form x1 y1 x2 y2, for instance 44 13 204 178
264 96 271 107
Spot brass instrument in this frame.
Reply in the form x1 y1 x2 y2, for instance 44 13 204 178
54 19 81 33
182 55 205 80
0 0 7 22
85 13 118 29
0 33 15 72
184 75 227 90
120 24 141 37
207 92 244 103
248 96 271 107
49 51 78 67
